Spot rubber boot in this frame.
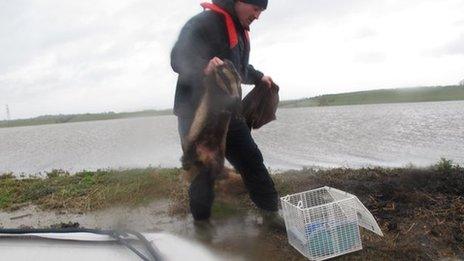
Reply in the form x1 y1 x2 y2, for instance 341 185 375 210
260 209 286 233
193 219 216 243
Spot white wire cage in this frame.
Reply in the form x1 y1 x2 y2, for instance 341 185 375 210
281 187 377 261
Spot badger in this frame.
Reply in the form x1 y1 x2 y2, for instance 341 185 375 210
181 60 242 181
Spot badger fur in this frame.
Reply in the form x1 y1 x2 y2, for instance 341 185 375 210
181 60 242 181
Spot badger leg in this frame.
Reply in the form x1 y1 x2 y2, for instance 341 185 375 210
184 91 210 152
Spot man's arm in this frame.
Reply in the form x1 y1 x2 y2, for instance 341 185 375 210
246 64 273 88
244 64 264 85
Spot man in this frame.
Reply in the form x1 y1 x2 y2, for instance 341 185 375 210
171 0 282 226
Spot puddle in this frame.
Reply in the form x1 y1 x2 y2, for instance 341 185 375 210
0 200 300 260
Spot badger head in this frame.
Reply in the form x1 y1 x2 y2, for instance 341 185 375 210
207 60 242 114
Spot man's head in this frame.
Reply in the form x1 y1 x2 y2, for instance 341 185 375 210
234 0 267 29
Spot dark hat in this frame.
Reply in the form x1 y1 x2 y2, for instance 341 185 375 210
239 0 268 9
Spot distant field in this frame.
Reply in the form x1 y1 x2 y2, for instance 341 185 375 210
280 85 464 108
2 85 463 128
0 109 172 128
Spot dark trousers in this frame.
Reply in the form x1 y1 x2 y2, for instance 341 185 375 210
178 116 279 220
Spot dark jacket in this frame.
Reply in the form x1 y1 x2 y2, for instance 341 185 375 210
171 0 264 117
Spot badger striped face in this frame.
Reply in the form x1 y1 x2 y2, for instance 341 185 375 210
214 60 242 99
186 60 242 148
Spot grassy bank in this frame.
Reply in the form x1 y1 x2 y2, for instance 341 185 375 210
280 85 464 108
1 160 463 259
0 159 464 260
0 168 180 211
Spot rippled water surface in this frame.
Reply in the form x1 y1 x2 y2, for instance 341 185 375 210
1 101 463 174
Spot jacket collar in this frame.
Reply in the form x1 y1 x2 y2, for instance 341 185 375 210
211 0 248 31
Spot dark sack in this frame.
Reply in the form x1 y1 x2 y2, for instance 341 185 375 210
242 82 279 129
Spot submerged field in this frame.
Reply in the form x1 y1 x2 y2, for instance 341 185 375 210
0 160 463 260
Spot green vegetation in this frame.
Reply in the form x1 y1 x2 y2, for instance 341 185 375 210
0 109 172 128
435 157 456 175
280 85 464 108
0 168 181 211
0 160 462 213
0 160 463 259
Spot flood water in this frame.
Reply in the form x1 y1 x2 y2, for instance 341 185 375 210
1 100 463 174
0 200 291 261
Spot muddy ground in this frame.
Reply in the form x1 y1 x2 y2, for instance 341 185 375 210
272 165 464 260
0 162 463 260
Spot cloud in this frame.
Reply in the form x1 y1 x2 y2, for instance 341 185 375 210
455 19 464 26
354 52 386 63
443 34 464 55
1 0 464 119
0 0 201 119
354 28 377 39
426 34 464 57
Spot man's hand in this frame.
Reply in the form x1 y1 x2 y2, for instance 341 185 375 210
204 57 224 75
261 75 273 89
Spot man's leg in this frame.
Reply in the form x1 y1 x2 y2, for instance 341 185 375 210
178 117 215 220
225 117 279 212
188 167 215 220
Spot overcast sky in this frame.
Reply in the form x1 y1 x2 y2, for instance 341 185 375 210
1 0 463 120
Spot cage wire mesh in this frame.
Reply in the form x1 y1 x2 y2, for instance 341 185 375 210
281 187 363 260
